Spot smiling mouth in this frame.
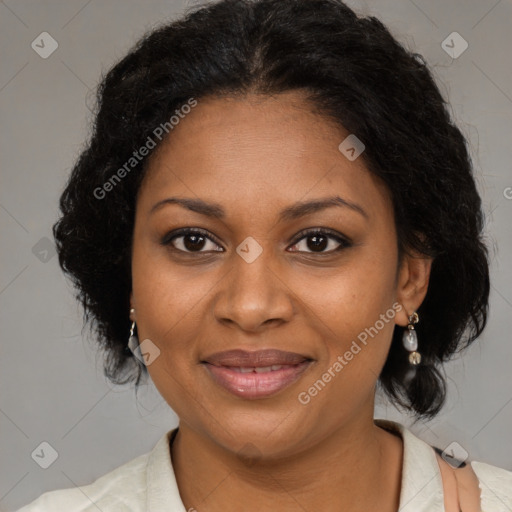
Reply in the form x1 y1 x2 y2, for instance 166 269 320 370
201 349 314 399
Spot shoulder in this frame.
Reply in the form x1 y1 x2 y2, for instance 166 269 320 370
16 448 151 511
16 452 150 511
471 459 512 510
17 427 186 512
375 418 512 512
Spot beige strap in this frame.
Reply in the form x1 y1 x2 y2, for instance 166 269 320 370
435 452 482 512
453 463 482 512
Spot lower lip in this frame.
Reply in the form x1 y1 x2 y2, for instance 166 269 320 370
203 361 312 399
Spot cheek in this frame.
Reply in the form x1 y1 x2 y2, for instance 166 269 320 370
133 264 210 348
131 227 211 327
297 282 398 422
294 245 399 402
302 247 398 341
131 256 210 413
130 241 207 388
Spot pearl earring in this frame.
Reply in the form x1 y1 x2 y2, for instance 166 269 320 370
402 312 421 365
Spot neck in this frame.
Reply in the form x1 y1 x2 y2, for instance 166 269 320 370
171 414 403 512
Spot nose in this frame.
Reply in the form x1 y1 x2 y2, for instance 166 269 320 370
212 244 295 333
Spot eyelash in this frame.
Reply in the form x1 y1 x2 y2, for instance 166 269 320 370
160 227 352 255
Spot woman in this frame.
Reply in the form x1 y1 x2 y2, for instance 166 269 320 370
18 0 512 510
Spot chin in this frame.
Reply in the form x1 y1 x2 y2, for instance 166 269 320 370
200 404 316 459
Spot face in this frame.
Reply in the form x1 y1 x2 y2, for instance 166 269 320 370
130 91 429 458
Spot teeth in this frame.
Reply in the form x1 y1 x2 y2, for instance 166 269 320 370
230 365 286 373
254 366 273 373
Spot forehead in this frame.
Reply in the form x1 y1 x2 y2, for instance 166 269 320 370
137 92 392 223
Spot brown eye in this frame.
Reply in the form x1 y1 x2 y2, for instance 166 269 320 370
161 228 223 253
288 229 351 254
181 232 207 251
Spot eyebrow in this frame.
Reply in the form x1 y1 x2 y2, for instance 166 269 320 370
149 195 368 221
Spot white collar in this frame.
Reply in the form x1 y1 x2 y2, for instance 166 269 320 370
374 419 445 511
146 427 185 511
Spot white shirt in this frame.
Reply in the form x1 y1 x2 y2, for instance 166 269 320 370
17 419 512 511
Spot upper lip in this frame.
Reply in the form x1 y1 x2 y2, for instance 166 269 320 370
202 349 311 367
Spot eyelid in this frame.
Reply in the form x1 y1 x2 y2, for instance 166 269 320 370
289 227 352 248
160 227 224 250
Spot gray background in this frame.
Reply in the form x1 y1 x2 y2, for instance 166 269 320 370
1 0 511 510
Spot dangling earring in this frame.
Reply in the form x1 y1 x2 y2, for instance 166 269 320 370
402 312 421 365
127 308 140 356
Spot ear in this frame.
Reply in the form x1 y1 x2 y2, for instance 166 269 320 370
395 251 433 327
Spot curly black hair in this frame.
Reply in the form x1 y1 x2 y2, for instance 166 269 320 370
53 0 490 420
